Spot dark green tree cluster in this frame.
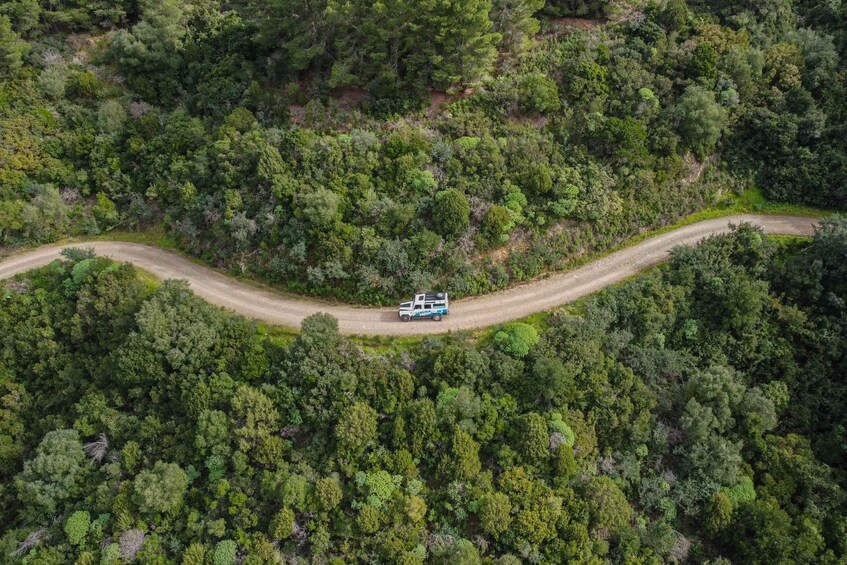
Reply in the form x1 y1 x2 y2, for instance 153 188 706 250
1 220 847 562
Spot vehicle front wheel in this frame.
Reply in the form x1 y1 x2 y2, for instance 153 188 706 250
400 314 411 322
433 314 442 321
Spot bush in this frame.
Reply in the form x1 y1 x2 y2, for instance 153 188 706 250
65 71 101 100
722 475 756 505
480 205 513 244
519 72 561 114
549 413 575 447
64 510 90 545
270 507 295 539
494 323 540 358
213 540 237 565
433 189 470 237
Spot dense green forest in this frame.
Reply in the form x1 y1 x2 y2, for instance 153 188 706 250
2 2 846 561
1 0 845 302
1 219 846 563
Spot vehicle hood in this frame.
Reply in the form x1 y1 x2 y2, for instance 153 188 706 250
399 302 412 309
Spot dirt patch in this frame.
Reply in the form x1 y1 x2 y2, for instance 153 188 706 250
541 17 607 38
680 154 716 186
508 114 549 128
427 89 472 119
470 230 532 265
551 17 607 30
288 104 306 126
67 32 110 65
331 87 367 111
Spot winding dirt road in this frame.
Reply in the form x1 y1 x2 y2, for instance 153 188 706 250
0 215 818 336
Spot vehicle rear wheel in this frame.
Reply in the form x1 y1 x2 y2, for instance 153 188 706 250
433 314 442 321
400 314 411 322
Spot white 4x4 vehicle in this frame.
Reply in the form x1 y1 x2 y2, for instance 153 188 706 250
398 292 449 322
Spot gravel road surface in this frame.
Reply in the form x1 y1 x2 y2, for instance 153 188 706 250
0 215 818 336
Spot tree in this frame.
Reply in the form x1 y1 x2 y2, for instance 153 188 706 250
213 540 237 565
790 28 838 90
15 429 86 519
584 476 633 532
433 189 470 237
181 543 206 565
705 491 733 534
299 187 341 232
676 85 727 159
335 402 378 454
494 323 540 358
269 507 295 539
527 358 576 407
553 444 577 478
195 409 231 458
428 0 500 87
357 504 381 533
480 204 513 244
254 0 330 75
299 313 341 351
229 385 281 465
519 72 561 115
545 0 610 18
490 0 543 52
133 461 189 516
660 0 689 31
479 492 512 536
107 0 188 100
0 15 26 76
314 477 343 511
520 413 549 462
64 510 90 546
688 42 718 81
449 427 482 481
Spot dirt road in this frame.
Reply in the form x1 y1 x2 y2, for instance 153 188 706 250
0 215 818 336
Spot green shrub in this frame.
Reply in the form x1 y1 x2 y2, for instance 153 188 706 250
548 413 575 447
494 323 540 358
433 189 470 237
65 71 101 100
64 510 90 545
480 205 513 244
722 475 756 505
213 540 237 565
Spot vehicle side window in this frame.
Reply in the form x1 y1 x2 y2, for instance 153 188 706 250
414 305 421 309
424 304 431 309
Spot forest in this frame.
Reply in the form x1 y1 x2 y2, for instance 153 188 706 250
1 219 846 563
2 0 847 563
0 0 845 302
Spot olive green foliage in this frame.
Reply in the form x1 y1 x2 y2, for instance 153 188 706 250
479 492 513 535
132 462 189 516
335 402 378 454
0 15 27 76
1 224 847 561
14 429 86 519
269 507 295 539
494 323 540 357
705 491 733 533
2 0 843 307
0 0 846 557
213 539 237 565
676 85 728 159
64 510 90 546
433 189 471 237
